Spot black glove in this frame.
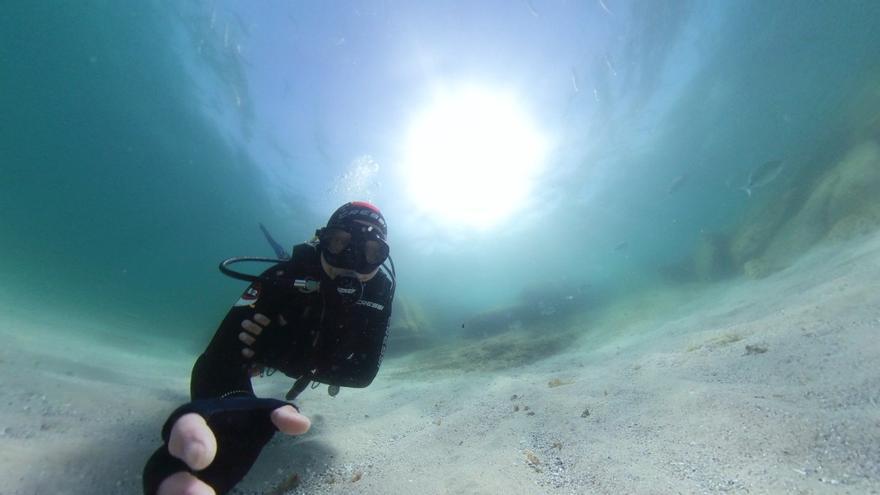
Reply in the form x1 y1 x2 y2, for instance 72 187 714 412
143 394 294 495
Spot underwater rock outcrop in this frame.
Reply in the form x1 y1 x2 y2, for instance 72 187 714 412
658 231 737 283
821 144 880 241
692 232 733 282
742 257 772 280
728 187 799 268
666 140 880 284
706 140 880 281
462 281 594 339
463 306 522 338
827 211 880 242
400 327 577 373
394 280 594 371
756 141 880 269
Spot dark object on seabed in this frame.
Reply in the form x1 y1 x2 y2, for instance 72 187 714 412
744 344 768 355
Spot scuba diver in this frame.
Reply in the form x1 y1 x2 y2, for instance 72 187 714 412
143 201 395 495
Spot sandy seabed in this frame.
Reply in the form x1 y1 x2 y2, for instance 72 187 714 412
1 233 879 495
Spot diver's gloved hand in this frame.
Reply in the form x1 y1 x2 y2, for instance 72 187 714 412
239 312 271 360
238 312 293 371
142 395 310 495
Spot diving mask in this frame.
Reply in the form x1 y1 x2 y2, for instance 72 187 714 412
317 223 389 274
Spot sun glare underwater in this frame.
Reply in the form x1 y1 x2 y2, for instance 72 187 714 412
401 85 551 230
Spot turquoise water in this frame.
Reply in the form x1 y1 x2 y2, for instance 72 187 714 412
3 1 880 493
2 0 879 343
3 1 880 344
4 1 879 347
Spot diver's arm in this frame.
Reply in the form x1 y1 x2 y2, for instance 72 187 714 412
190 264 287 400
190 304 260 399
146 264 306 495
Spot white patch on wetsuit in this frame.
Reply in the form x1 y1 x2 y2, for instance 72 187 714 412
355 299 384 311
234 283 261 307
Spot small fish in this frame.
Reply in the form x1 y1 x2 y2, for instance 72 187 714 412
598 0 613 15
604 54 617 77
570 68 580 93
741 160 784 197
526 0 539 17
614 241 628 252
593 87 600 103
667 174 687 195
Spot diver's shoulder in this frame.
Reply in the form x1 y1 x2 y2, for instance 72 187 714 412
290 242 320 263
284 241 322 276
366 268 393 301
369 268 391 285
291 240 319 256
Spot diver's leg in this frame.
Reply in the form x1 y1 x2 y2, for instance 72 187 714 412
190 307 260 401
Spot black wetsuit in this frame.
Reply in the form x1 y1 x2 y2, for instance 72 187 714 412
143 242 393 494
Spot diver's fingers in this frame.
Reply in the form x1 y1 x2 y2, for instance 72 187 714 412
248 365 264 377
241 319 263 335
242 347 255 359
238 332 256 346
167 413 217 471
271 405 311 435
253 313 271 326
158 471 215 495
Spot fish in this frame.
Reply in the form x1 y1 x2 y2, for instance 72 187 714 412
741 160 784 197
570 68 580 93
526 0 539 17
604 54 617 77
598 0 613 15
667 174 687 195
614 241 628 252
